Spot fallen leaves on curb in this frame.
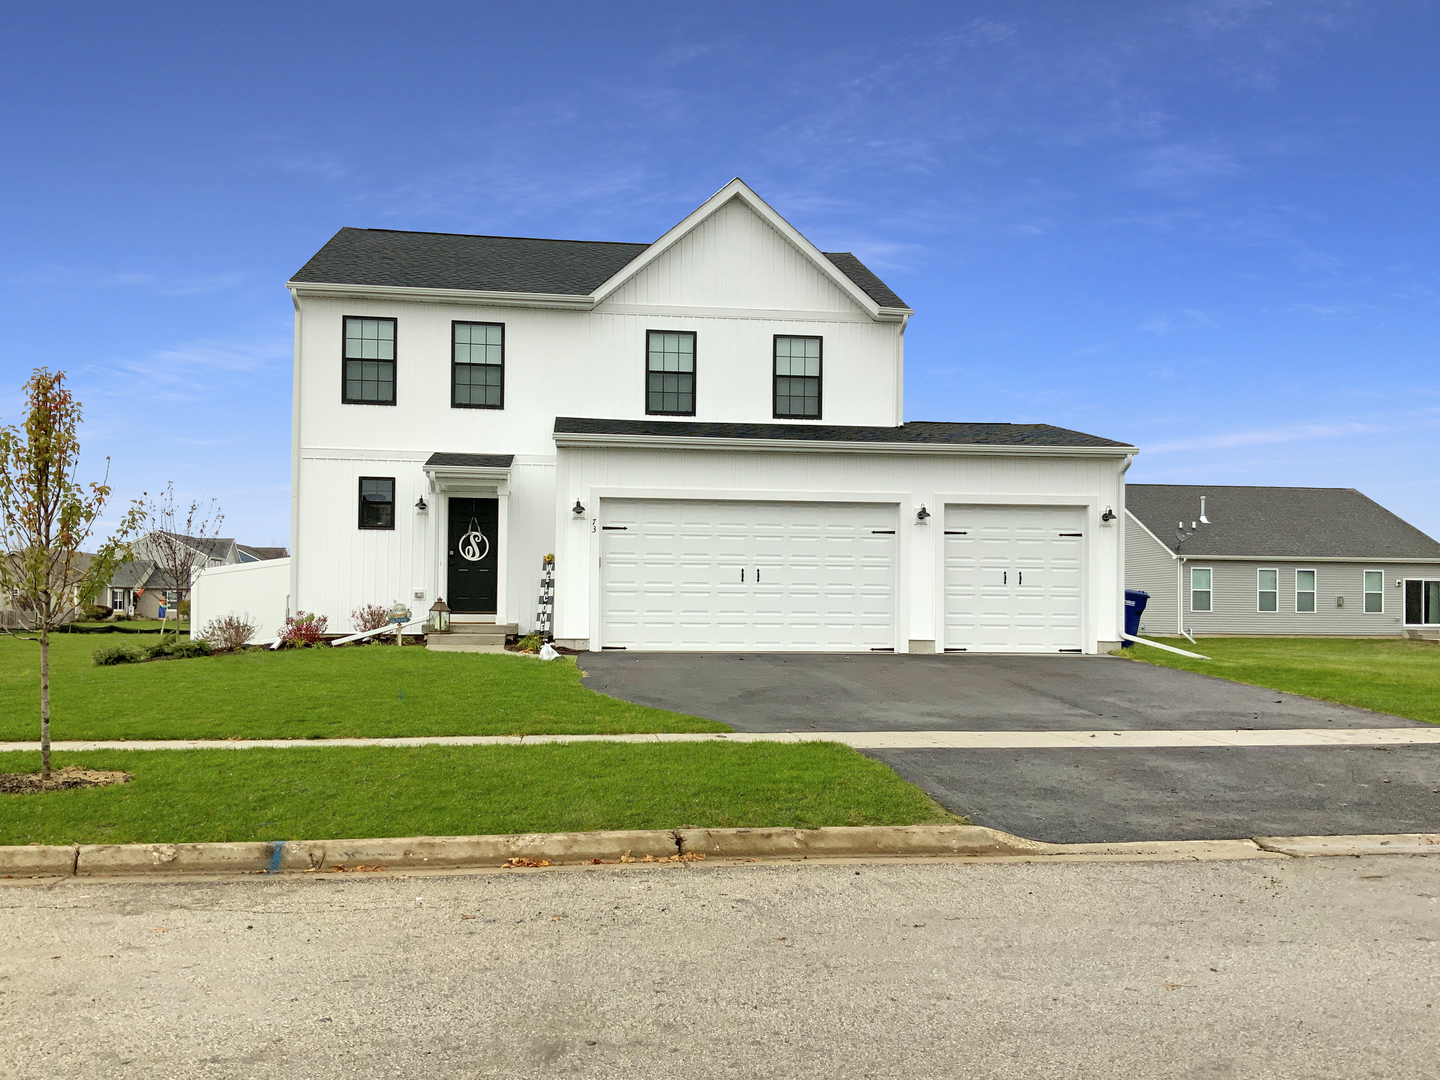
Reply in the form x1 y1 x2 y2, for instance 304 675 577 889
327 864 387 873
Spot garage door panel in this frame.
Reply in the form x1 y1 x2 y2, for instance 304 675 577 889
944 504 1086 653
601 499 897 651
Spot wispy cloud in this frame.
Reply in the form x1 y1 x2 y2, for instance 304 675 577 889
10 265 244 296
1140 309 1219 334
1144 415 1440 454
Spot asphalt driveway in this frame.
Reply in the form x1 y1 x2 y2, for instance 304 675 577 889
578 652 1440 843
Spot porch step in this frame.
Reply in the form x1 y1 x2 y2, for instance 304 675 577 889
1404 627 1440 642
450 621 519 636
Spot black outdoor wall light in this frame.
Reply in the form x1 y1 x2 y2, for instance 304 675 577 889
915 505 931 523
572 499 586 516
414 496 428 512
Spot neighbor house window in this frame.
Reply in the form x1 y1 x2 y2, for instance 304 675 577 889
1295 569 1317 613
646 331 695 415
358 477 396 530
1190 567 1212 612
1364 570 1384 613
452 322 504 408
110 589 127 609
343 317 397 405
1257 568 1278 612
773 335 822 419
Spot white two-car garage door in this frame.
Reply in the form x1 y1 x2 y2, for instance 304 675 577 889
943 505 1085 652
600 499 897 650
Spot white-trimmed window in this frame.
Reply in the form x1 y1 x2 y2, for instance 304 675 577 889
1295 569 1317 613
1257 568 1278 612
1190 567 1212 612
1363 570 1384 614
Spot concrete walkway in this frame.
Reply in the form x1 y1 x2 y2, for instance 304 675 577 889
5 726 1440 752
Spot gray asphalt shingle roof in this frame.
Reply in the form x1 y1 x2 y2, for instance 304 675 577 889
554 416 1132 449
1127 484 1440 560
290 228 909 310
424 453 516 469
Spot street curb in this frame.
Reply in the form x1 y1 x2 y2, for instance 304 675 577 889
2 827 1438 879
1253 833 1440 857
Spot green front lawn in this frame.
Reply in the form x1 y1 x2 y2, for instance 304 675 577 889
0 633 723 740
0 743 957 845
1126 636 1440 725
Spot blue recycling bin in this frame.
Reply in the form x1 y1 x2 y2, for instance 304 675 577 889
1122 589 1149 646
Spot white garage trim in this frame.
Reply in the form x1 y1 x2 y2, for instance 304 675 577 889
597 498 900 651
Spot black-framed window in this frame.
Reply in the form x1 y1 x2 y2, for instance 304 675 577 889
773 335 822 419
646 330 695 415
452 321 504 408
343 317 396 405
358 477 396 530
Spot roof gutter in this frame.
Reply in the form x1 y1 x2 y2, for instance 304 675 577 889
553 431 1138 457
287 281 595 311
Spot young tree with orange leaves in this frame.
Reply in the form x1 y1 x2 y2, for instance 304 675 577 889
0 370 144 780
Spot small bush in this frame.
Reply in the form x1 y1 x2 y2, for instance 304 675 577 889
81 603 112 621
279 611 329 648
514 632 546 653
198 613 258 651
93 645 146 666
351 603 391 633
169 639 212 659
177 600 191 618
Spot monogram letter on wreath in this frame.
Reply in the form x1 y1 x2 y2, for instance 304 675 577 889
458 518 490 563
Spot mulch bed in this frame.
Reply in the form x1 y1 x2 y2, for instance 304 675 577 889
0 767 132 795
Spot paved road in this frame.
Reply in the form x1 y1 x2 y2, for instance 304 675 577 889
3 856 1437 1078
579 653 1440 842
578 652 1420 731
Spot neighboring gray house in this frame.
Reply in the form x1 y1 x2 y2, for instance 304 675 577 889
1125 485 1440 640
100 533 288 617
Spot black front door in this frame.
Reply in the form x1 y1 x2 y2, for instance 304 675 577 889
447 497 499 614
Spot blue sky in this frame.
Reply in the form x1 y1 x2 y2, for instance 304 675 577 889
2 1 1437 545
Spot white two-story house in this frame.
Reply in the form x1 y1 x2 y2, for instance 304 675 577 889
281 179 1135 653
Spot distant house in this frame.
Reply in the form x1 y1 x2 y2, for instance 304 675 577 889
1125 484 1440 640
100 532 288 617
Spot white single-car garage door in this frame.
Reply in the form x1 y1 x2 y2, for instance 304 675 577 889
943 504 1085 652
600 499 898 651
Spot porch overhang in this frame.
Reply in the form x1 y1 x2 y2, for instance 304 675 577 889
422 453 515 495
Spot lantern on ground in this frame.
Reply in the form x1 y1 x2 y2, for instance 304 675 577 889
427 597 452 634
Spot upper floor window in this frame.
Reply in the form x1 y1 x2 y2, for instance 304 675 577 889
647 331 695 415
1363 570 1384 613
343 317 396 405
774 335 822 419
358 477 396 530
453 322 504 409
1190 567 1212 612
1295 569 1317 613
1257 568 1278 612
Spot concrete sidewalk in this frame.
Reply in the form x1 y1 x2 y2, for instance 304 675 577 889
4 727 1440 752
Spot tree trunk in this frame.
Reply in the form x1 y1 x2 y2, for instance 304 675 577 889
39 628 51 781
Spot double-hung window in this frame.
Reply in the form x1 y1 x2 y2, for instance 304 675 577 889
1363 571 1384 613
773 335 822 419
646 331 695 415
1295 569 1317 613
453 322 504 408
1257 569 1278 612
1190 567 1212 612
343 317 396 405
358 477 396 530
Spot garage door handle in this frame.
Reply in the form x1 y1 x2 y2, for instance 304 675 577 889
1059 532 1082 537
872 530 896 535
1003 571 1006 584
1018 571 1023 585
944 530 967 535
740 569 744 582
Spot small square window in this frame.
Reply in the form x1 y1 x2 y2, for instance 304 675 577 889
359 477 396 530
646 330 695 415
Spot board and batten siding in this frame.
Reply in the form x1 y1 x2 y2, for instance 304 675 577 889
554 444 1127 652
1123 515 1178 634
1175 560 1429 636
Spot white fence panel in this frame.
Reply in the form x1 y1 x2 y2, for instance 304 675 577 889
190 558 290 643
